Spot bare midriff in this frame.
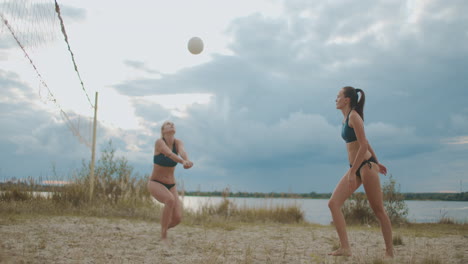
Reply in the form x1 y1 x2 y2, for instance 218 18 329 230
346 141 372 165
150 164 176 184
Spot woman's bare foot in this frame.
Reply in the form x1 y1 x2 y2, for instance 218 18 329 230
328 248 352 256
385 249 394 258
161 237 171 246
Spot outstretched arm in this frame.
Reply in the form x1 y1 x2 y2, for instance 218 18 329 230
156 139 186 164
176 139 193 169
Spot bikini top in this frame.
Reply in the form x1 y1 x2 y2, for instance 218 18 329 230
341 111 357 143
153 139 178 167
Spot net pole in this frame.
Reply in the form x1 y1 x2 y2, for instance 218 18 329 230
89 92 98 200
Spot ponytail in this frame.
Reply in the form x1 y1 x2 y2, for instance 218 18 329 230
354 88 365 121
343 86 365 121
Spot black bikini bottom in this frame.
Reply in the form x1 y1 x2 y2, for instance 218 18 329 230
151 179 175 190
350 156 377 178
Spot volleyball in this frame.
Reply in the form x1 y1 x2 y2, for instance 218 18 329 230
187 37 204 55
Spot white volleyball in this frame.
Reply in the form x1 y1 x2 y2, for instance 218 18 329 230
187 37 204 55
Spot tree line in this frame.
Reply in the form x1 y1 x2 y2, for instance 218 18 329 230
184 190 468 201
2 183 467 201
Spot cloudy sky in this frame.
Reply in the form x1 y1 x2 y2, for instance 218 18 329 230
1 0 467 193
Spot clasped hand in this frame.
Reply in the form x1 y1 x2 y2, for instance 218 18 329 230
182 160 193 169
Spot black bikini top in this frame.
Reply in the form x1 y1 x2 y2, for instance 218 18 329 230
153 139 178 167
341 111 357 143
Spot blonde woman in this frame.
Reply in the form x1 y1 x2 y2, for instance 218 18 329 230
148 121 193 241
328 86 394 257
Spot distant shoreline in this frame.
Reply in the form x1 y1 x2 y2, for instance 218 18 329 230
183 191 468 201
1 182 467 201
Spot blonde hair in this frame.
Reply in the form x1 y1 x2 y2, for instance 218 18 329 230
160 121 174 139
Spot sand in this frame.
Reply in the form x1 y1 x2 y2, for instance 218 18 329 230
1 215 467 263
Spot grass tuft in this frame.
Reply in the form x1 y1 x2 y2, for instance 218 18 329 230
393 234 404 246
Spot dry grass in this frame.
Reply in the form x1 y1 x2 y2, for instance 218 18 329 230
393 233 404 246
1 143 304 226
396 222 468 238
438 216 457 225
184 197 304 227
0 193 305 228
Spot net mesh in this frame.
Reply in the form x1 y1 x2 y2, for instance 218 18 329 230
1 0 94 149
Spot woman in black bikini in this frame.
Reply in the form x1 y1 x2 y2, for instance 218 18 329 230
328 86 394 258
148 121 193 241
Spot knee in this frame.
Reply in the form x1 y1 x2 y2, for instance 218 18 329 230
169 213 182 228
372 207 388 220
173 214 182 225
328 199 341 211
164 197 176 208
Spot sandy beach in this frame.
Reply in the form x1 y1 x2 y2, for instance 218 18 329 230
1 215 467 263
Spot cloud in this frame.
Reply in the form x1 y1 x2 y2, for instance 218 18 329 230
449 113 468 133
0 69 105 179
123 60 161 75
106 0 468 192
1 0 467 193
443 136 468 145
180 110 342 168
366 122 438 159
0 36 15 49
57 4 86 21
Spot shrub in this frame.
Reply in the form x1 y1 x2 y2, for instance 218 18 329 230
49 140 152 207
342 175 408 226
0 177 44 202
341 192 375 225
1 141 155 219
382 175 408 225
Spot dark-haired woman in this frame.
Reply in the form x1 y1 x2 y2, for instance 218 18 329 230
147 121 193 242
328 86 394 257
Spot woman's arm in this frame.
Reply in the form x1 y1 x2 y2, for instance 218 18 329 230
349 111 369 174
156 139 186 164
350 116 387 176
347 111 369 191
367 143 379 163
176 139 189 160
176 140 193 169
368 143 387 175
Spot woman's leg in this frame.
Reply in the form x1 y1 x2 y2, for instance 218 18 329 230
168 186 182 228
147 181 176 240
360 164 394 257
328 172 362 256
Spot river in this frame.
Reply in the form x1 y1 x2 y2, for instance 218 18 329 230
181 196 468 225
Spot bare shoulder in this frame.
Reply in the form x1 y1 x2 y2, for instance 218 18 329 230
154 139 163 154
349 110 362 126
155 138 165 149
349 109 359 118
